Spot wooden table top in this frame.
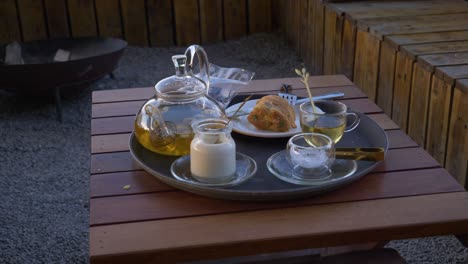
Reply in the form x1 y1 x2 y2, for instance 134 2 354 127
89 75 468 264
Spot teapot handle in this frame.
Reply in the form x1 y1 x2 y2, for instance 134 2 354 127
184 45 210 91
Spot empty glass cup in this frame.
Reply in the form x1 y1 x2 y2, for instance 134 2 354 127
286 133 335 180
299 100 360 143
208 63 255 109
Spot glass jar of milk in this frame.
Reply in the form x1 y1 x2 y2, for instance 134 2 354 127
190 118 236 183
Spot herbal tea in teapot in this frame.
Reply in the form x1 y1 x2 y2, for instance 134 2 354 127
134 46 225 156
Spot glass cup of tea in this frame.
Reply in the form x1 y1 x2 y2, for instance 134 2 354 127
286 133 335 180
299 100 360 143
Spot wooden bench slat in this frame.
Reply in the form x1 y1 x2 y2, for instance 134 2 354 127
330 1 468 22
89 168 462 226
147 0 174 46
418 52 468 72
90 147 439 175
223 0 247 40
91 128 414 154
199 0 223 43
445 87 468 187
436 64 468 84
362 13 468 38
90 162 451 199
408 63 433 146
91 85 365 105
0 0 22 44
385 31 468 50
17 0 47 41
91 76 355 103
385 130 419 149
402 41 468 61
90 171 173 198
367 114 399 130
426 76 453 165
377 42 397 116
44 0 70 39
456 78 468 93
91 97 380 119
89 192 468 263
67 0 97 37
91 116 134 136
95 0 123 39
90 112 397 136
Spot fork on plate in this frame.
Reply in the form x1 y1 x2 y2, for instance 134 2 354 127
278 92 344 105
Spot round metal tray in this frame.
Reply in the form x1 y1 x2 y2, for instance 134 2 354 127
129 110 388 201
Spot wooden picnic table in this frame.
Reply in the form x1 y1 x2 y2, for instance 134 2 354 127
89 75 468 264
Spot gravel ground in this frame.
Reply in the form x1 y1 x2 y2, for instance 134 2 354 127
0 33 466 264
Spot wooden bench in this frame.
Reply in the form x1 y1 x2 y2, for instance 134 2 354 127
276 0 468 188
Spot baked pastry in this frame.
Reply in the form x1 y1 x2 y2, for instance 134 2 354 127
247 95 297 132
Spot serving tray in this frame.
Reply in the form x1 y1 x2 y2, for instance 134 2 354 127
130 114 388 201
129 97 388 201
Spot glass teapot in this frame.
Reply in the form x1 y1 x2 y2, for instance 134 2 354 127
134 45 226 156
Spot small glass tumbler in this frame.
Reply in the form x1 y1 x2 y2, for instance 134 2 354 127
299 100 360 143
286 133 335 180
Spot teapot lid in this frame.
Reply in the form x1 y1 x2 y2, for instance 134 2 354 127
155 55 206 100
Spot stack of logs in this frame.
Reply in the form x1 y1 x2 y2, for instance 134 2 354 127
277 0 468 187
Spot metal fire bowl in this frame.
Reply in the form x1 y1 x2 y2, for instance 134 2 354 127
0 37 127 95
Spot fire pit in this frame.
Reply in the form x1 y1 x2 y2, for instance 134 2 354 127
0 37 127 120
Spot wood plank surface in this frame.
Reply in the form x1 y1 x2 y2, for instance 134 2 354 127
368 114 399 130
88 131 417 199
385 31 468 50
92 116 135 136
91 97 380 119
90 166 456 227
392 52 413 132
90 147 438 176
199 0 223 43
90 192 468 263
324 6 338 75
353 30 380 101
248 0 272 34
368 13 468 40
299 0 310 59
402 41 468 61
173 0 200 45
90 83 365 104
331 1 468 22
223 0 247 41
44 0 70 39
0 0 21 44
426 76 453 165
120 0 148 46
17 0 47 41
95 0 123 38
445 87 467 187
67 0 97 37
91 126 413 155
377 42 396 117
341 18 356 80
312 0 325 75
90 171 173 198
305 0 316 72
90 112 397 137
91 76 355 103
89 76 468 263
408 63 432 147
436 65 468 84
147 0 174 46
418 52 468 72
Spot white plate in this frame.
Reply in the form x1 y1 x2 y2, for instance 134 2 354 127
225 99 302 138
